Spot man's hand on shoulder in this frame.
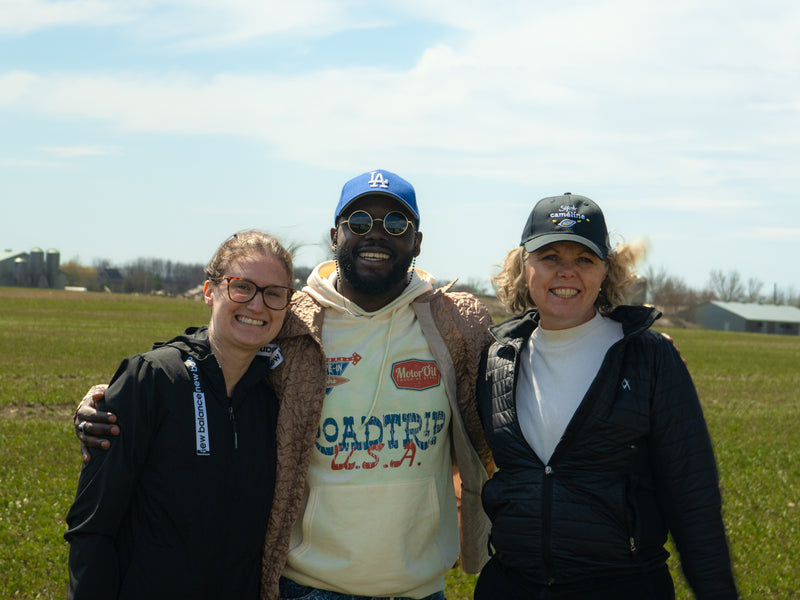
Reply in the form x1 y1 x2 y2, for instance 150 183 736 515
73 385 119 464
660 332 687 366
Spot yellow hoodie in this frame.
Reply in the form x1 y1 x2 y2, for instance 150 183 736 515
282 262 459 597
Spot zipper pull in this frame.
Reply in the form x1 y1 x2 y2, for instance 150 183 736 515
629 537 637 553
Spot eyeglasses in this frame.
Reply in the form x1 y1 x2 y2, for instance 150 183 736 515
339 210 415 236
224 277 294 310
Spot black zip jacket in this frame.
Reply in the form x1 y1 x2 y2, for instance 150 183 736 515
477 306 737 599
65 326 278 599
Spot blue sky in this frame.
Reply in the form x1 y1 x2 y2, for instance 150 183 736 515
2 0 799 294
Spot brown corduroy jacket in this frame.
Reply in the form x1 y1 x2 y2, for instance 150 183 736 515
259 285 495 599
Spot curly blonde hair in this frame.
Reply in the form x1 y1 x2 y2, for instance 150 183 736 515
491 239 646 317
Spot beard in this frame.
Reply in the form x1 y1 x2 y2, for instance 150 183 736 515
335 244 413 296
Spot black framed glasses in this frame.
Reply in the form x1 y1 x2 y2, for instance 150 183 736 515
339 210 415 236
224 277 294 310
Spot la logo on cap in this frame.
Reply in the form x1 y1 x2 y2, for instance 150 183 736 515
367 171 390 189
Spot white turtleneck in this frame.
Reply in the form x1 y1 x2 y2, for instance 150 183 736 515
516 311 623 463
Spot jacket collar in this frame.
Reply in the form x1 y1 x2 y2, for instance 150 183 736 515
278 281 461 345
490 304 662 345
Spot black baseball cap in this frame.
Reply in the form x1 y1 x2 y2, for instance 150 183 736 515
520 193 611 259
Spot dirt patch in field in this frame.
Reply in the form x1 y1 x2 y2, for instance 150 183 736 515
0 403 75 421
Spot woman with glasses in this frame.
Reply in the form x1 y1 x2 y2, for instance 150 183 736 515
65 230 294 600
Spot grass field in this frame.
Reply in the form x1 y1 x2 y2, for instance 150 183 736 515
1 287 799 598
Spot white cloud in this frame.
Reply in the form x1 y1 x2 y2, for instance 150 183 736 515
156 0 363 49
0 0 364 41
0 50 794 193
0 0 132 34
1 2 798 191
0 71 39 106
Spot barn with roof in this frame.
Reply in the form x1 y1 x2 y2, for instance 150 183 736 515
691 301 800 335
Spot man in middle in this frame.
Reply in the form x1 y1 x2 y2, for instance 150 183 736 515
262 168 495 600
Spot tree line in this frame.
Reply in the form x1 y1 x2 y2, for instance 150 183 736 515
60 259 319 296
644 266 799 314
61 258 207 295
61 258 799 314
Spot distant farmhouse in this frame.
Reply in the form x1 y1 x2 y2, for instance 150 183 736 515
690 301 800 335
0 247 66 289
99 267 125 293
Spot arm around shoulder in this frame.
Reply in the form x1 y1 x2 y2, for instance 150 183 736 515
647 333 738 598
65 355 160 598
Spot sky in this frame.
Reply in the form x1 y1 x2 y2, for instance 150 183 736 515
1 0 799 295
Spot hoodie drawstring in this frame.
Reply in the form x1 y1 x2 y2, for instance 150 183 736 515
359 307 397 430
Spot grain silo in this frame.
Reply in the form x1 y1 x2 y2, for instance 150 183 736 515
13 256 29 286
30 247 45 287
46 248 60 287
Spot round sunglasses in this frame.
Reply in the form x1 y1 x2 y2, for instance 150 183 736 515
224 277 294 310
339 210 415 236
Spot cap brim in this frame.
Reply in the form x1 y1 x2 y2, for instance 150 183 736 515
522 233 607 259
337 191 419 222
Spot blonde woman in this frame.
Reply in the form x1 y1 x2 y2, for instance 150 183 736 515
474 194 737 600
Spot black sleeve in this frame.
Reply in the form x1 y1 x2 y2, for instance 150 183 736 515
647 334 738 599
64 355 159 599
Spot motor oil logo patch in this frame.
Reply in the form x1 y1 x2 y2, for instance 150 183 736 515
391 359 440 391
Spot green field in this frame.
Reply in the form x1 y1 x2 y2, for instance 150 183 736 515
1 287 798 598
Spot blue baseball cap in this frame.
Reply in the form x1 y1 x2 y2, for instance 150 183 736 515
334 169 419 225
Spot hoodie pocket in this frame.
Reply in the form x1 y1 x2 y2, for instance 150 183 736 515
288 477 450 595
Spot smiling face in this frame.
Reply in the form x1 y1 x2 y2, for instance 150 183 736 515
204 253 290 355
331 194 422 311
525 241 607 330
